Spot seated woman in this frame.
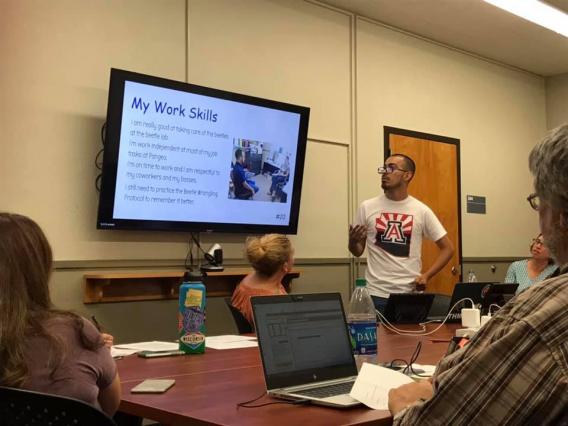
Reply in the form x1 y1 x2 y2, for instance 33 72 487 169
504 233 557 294
231 234 293 325
0 213 121 417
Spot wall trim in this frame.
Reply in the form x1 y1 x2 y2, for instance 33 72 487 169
54 258 352 271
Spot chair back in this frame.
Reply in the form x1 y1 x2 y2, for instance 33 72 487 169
0 386 116 426
224 297 254 334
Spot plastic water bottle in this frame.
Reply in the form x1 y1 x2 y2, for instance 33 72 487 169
178 271 206 354
467 270 478 283
347 278 377 368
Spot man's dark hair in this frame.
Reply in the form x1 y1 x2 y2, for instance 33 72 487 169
392 153 416 173
235 148 242 160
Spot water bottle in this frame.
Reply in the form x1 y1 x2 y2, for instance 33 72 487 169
347 278 377 368
467 270 478 283
178 271 206 354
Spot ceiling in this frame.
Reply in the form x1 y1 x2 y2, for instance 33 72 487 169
319 0 568 76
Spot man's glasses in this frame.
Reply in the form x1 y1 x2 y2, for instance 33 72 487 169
531 238 544 246
527 193 540 211
377 165 410 174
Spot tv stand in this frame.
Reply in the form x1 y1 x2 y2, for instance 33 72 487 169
83 268 300 304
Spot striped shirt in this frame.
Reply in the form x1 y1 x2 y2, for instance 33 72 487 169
504 259 557 294
393 271 568 425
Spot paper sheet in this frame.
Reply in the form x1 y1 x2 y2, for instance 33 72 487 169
113 341 179 352
350 363 415 410
206 335 256 342
205 335 258 350
110 347 139 358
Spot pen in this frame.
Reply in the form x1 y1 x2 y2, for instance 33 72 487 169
91 315 103 332
429 339 451 343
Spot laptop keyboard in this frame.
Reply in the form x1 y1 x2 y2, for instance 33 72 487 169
293 381 355 398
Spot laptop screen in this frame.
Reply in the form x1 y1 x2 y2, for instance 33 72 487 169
252 293 357 390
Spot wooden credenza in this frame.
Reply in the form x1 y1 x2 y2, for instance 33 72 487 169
83 268 300 304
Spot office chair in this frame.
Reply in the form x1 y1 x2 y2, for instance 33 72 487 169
0 386 116 426
224 297 254 334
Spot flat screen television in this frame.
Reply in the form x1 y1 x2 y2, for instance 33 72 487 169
97 69 310 234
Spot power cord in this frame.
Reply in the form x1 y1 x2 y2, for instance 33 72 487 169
236 392 309 409
387 341 430 377
95 122 106 192
376 297 476 336
184 234 194 271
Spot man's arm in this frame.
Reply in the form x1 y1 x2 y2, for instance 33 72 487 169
348 224 367 257
414 235 454 290
390 321 566 425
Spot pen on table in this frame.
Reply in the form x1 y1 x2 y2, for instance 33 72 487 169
91 315 103 332
429 339 451 343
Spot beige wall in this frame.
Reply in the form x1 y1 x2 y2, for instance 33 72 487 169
1 0 552 340
546 72 568 130
356 19 546 258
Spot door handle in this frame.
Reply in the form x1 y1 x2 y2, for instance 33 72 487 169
451 266 458 276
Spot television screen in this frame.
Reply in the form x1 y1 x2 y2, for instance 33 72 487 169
97 69 310 233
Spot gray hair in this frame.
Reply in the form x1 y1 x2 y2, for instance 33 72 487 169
529 124 568 213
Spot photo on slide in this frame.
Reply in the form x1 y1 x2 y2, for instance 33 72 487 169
228 138 291 203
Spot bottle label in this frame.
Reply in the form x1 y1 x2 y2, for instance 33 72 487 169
348 322 377 355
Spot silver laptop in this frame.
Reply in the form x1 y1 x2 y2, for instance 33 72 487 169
251 293 360 408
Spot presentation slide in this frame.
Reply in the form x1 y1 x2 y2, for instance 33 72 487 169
112 81 302 227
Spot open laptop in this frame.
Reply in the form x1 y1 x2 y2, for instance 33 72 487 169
428 282 495 322
383 293 435 324
251 293 361 408
482 283 518 314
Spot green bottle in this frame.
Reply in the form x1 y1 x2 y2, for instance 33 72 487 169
178 272 206 354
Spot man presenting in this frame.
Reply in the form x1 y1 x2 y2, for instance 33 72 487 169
349 154 454 313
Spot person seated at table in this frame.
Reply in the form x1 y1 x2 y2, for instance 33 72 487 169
504 233 557 294
0 213 121 417
268 155 290 197
231 234 293 325
232 148 255 199
387 125 568 425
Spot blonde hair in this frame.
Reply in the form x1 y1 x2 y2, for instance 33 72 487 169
245 234 293 276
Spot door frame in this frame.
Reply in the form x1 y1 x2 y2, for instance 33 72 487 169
383 126 463 281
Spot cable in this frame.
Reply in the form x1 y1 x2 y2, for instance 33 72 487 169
184 235 194 271
376 297 476 336
488 303 502 316
387 341 431 377
95 122 107 192
236 392 309 409
190 233 216 264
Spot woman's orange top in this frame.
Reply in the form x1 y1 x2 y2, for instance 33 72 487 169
231 279 287 325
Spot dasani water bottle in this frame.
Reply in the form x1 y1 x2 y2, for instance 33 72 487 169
347 278 377 367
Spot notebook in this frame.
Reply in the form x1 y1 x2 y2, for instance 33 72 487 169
383 293 435 324
251 293 361 408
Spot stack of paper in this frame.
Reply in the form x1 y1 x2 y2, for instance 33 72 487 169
111 341 179 358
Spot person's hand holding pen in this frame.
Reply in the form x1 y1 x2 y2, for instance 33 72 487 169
91 316 114 348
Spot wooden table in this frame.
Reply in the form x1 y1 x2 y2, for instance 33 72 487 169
117 324 458 425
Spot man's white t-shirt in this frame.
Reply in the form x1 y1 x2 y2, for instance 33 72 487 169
355 194 447 298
